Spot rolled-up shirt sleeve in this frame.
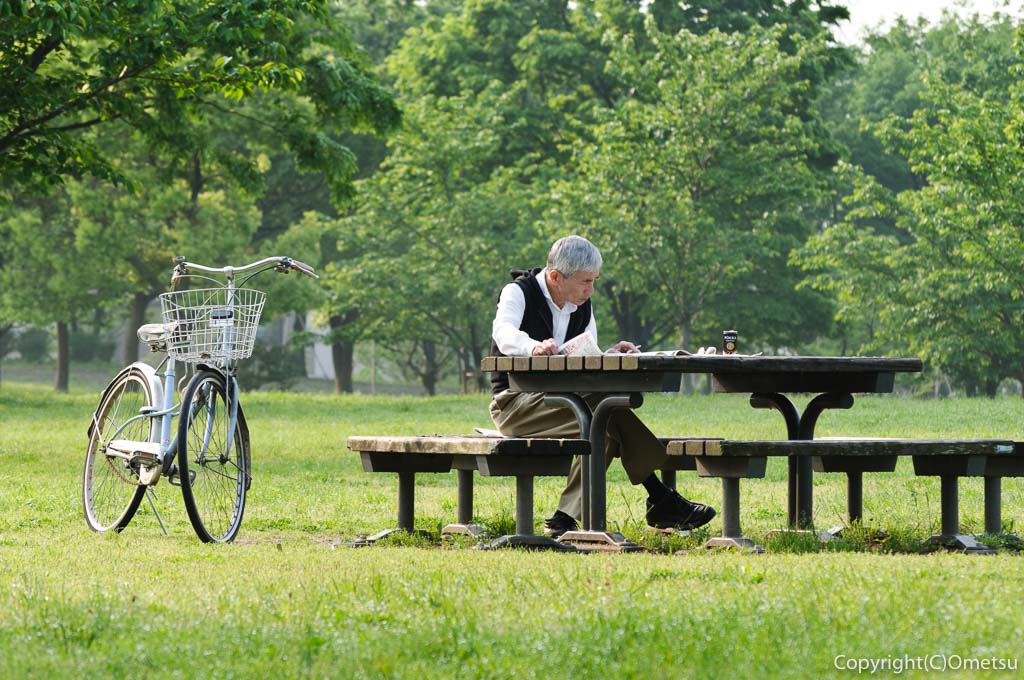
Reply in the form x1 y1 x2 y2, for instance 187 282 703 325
492 283 541 356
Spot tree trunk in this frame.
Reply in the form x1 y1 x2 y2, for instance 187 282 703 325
328 314 355 394
332 339 354 394
54 321 69 392
123 292 150 365
421 340 438 396
0 323 12 390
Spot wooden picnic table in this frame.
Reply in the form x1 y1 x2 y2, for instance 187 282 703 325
482 354 923 548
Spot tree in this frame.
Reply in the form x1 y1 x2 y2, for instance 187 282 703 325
330 91 542 394
323 0 852 393
0 2 401 387
0 189 119 390
548 23 834 360
0 0 399 198
802 15 1024 394
798 22 1024 393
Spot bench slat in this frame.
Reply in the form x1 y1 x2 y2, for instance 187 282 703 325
347 435 589 457
666 438 1016 457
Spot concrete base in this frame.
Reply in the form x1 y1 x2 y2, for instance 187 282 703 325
477 534 578 552
927 533 998 554
441 523 489 538
704 536 765 553
342 528 433 547
558 530 644 553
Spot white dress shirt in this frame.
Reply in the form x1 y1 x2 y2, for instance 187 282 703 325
492 268 599 356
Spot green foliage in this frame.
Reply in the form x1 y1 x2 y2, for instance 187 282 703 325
68 331 113 363
246 338 307 391
802 16 1024 392
13 327 50 363
549 22 835 349
0 0 400 198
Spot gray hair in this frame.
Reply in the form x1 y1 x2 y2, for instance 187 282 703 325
547 235 602 277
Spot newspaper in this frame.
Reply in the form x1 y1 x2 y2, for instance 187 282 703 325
557 332 690 357
557 332 760 357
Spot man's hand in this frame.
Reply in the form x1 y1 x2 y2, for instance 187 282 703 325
607 340 641 354
532 338 559 356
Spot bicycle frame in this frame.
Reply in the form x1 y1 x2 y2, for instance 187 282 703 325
96 351 240 480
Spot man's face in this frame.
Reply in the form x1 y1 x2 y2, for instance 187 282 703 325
557 270 599 306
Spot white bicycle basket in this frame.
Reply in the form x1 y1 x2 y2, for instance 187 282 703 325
159 288 266 364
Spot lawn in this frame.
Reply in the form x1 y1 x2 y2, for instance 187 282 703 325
0 378 1022 678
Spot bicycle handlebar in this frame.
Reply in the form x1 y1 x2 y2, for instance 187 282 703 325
172 256 319 285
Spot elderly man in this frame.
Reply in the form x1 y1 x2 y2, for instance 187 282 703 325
488 235 716 538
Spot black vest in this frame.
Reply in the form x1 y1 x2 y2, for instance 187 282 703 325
489 268 593 395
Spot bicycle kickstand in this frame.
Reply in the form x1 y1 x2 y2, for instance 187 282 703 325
145 488 168 536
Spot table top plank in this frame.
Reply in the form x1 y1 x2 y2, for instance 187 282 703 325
484 355 922 374
487 354 922 395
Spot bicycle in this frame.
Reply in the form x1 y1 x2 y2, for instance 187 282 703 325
83 255 317 542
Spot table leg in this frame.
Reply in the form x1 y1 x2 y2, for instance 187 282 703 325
847 471 863 524
796 393 853 529
588 393 643 532
924 475 995 552
751 394 800 526
984 476 1001 535
556 392 645 552
750 392 853 530
542 394 592 527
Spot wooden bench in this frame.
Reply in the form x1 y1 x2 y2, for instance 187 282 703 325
665 438 1022 552
345 433 700 549
345 435 589 549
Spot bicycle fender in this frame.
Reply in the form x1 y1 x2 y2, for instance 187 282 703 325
87 362 163 442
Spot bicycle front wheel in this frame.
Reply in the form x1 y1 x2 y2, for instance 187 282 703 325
178 370 248 542
83 366 155 532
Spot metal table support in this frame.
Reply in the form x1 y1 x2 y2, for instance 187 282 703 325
543 393 592 527
552 392 645 552
750 392 853 529
589 393 644 531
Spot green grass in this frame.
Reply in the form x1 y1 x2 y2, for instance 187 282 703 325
1 381 1022 678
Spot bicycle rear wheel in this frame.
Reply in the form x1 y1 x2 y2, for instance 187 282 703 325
83 366 156 532
177 370 249 542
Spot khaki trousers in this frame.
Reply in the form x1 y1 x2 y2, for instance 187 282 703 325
489 390 668 519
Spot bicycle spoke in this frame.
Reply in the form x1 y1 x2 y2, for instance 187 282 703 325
179 371 247 542
83 371 151 533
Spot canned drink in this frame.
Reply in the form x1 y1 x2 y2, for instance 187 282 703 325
723 330 738 355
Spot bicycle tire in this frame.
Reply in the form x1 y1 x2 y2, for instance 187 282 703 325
83 366 156 532
177 369 248 542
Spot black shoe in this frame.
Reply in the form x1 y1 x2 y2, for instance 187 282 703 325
646 491 716 530
543 510 579 539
